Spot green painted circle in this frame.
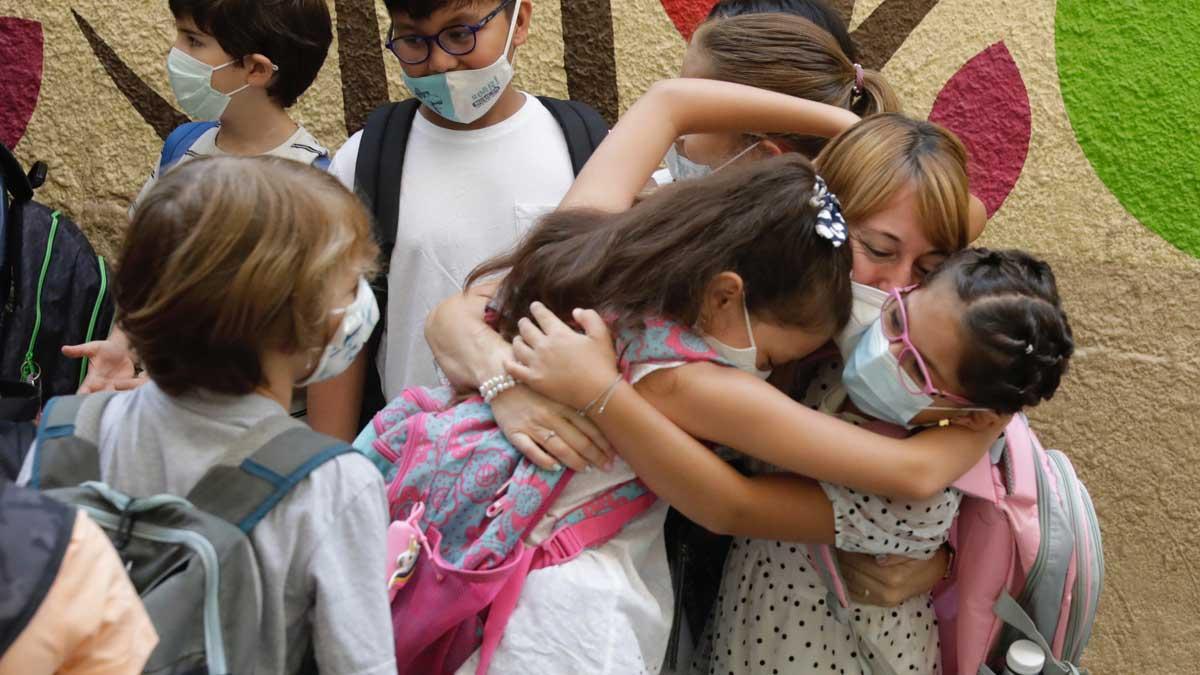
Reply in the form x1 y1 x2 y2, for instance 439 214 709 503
1056 1 1200 258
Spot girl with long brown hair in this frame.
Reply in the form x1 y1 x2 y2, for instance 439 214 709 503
659 12 900 182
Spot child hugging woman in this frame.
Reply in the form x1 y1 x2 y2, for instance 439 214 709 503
505 247 1074 674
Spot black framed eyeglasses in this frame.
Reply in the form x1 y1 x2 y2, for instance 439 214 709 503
386 0 516 65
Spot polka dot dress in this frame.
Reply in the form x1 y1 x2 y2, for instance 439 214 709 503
689 358 960 675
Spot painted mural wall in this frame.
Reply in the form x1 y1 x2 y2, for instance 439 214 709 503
1 0 1197 671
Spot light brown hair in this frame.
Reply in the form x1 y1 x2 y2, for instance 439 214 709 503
116 156 377 396
816 113 972 253
692 13 902 157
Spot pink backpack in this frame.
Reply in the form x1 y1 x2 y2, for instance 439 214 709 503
365 318 731 675
935 414 1103 675
806 414 1103 675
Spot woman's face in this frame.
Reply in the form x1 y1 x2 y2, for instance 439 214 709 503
849 185 950 292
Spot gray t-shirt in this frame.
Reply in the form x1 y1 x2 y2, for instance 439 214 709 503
22 382 396 675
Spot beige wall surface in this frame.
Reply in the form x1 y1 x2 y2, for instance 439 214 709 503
2 0 1197 672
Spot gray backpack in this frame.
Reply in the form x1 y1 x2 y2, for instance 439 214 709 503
28 393 353 675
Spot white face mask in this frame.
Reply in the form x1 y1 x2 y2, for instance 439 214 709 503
700 298 772 380
841 317 932 427
401 0 522 124
297 277 380 387
664 139 760 182
835 281 890 358
167 48 263 121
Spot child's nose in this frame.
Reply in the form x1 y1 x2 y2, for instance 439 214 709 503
425 44 459 74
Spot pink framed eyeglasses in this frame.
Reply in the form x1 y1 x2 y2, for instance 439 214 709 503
879 286 977 407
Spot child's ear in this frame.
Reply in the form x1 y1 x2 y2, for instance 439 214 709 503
757 138 786 158
511 0 534 49
707 272 745 311
243 54 279 89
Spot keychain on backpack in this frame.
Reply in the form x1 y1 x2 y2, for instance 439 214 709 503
387 502 430 599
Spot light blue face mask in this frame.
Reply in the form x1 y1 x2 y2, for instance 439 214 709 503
400 0 522 124
664 139 760 182
841 317 933 427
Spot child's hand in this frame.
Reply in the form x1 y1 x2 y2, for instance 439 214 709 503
837 547 950 607
505 303 619 412
62 339 140 394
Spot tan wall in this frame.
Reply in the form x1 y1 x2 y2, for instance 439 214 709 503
2 0 1198 671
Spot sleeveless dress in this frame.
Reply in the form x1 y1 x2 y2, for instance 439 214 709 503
691 356 961 675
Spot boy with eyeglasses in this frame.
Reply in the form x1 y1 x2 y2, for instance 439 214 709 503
309 0 608 441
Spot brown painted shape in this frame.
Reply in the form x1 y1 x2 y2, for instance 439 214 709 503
336 0 390 135
561 0 619 124
72 9 188 141
851 0 940 70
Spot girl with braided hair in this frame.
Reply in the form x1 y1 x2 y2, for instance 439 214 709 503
505 247 1074 674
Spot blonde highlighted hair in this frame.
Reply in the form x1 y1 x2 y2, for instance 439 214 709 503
117 156 378 396
693 13 902 157
816 113 972 253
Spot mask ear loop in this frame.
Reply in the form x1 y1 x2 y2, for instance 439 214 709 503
500 0 524 67
212 57 280 98
740 296 757 351
713 139 762 173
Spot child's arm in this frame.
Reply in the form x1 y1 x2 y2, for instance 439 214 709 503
561 78 860 213
307 350 368 442
509 305 1002 503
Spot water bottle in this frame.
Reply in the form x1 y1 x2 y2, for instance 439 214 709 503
1002 640 1046 675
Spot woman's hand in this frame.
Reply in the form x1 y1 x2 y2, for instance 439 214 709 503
491 384 614 472
837 547 950 607
505 302 620 413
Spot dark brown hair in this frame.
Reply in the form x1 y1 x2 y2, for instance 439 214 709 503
117 156 377 396
385 0 514 20
706 0 857 62
169 0 333 107
691 14 900 158
471 154 853 340
926 248 1074 413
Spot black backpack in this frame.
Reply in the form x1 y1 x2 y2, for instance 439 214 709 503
352 97 609 424
0 143 115 407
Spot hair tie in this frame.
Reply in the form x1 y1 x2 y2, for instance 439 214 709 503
853 63 865 94
809 176 847 247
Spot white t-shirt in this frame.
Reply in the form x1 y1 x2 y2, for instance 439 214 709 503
451 361 679 675
329 93 575 396
20 383 397 675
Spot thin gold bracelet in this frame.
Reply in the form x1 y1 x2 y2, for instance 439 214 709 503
577 374 623 418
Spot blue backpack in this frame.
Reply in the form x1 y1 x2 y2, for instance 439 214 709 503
158 121 332 175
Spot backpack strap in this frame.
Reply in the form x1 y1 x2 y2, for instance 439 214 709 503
536 97 609 176
187 416 354 533
158 121 219 174
29 393 118 489
352 100 421 424
355 100 422 275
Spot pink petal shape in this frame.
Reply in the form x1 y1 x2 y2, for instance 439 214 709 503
0 17 44 149
660 0 718 40
929 41 1031 217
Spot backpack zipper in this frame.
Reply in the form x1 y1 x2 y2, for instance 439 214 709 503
1049 450 1101 663
79 504 229 675
21 210 60 384
1015 427 1053 611
78 255 108 387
